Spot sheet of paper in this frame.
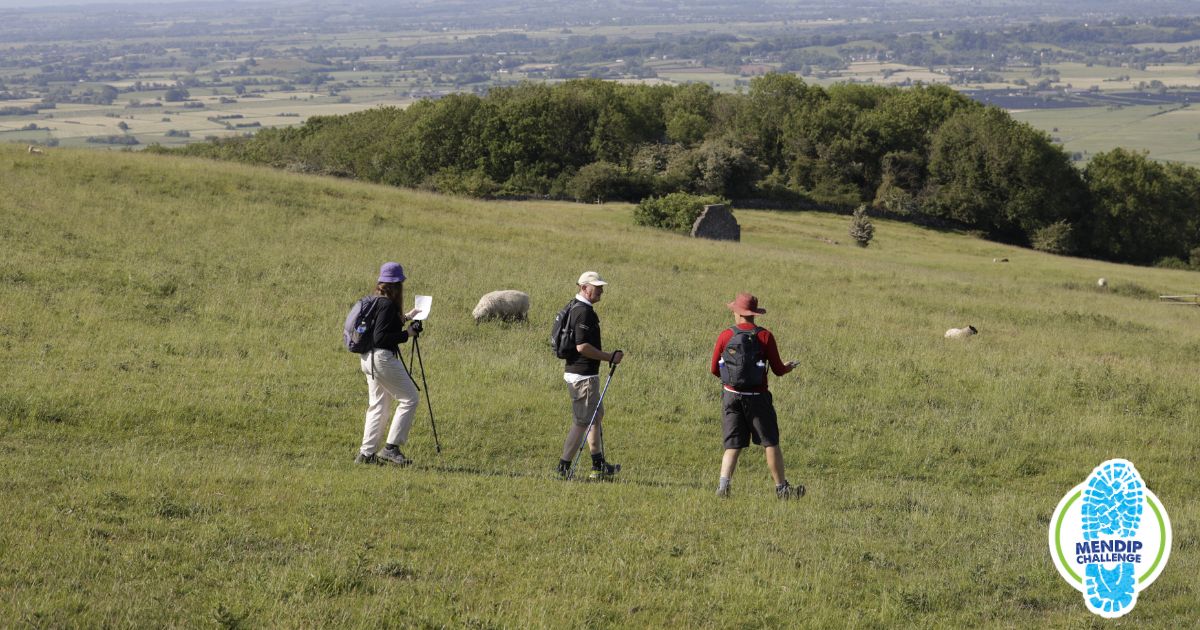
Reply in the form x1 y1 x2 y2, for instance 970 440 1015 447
413 295 432 320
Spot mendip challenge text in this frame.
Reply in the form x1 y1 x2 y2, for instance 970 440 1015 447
1075 539 1143 564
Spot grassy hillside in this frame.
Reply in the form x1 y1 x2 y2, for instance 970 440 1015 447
1 143 1197 627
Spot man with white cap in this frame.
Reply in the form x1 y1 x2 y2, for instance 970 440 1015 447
710 292 804 499
555 271 625 479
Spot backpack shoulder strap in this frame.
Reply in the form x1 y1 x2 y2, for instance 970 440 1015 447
567 299 589 320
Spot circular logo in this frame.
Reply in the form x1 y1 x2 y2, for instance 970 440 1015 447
1048 459 1172 618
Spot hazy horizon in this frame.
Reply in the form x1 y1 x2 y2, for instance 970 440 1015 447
3 0 1198 18
0 0 248 8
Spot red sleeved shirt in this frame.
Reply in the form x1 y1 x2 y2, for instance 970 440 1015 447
710 323 790 393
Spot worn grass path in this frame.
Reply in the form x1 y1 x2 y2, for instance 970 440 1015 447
1 144 1197 627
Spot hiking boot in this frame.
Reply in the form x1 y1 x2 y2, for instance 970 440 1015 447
777 482 806 500
716 486 731 498
378 446 412 467
588 461 620 480
353 452 378 465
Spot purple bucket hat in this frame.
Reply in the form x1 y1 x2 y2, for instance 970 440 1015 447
378 262 406 283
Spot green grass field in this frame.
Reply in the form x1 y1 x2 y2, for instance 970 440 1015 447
1012 104 1200 165
1 144 1197 627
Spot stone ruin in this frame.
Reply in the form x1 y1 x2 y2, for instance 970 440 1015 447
690 204 740 242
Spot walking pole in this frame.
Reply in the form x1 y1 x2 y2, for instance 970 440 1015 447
568 361 618 479
411 325 442 455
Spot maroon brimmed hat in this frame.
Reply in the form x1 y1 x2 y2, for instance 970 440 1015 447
727 292 766 316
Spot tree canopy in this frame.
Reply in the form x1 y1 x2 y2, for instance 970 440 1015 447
163 75 1200 267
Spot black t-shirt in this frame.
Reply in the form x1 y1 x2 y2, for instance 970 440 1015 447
371 296 410 353
565 301 601 375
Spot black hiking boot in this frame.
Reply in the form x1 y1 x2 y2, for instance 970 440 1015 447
553 458 573 480
354 452 378 465
588 461 620 480
776 481 806 500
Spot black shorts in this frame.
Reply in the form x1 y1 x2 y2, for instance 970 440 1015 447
721 390 779 449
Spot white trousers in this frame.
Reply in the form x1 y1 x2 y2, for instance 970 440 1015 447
359 349 420 455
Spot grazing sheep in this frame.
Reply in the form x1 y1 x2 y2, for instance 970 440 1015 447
27 145 44 155
1097 277 1108 288
472 290 530 323
944 325 978 339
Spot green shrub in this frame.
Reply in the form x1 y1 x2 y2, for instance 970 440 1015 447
873 178 918 216
663 138 763 198
499 168 554 197
1154 256 1191 270
755 169 806 203
633 192 728 233
566 161 652 203
849 204 875 247
424 168 499 198
1030 220 1075 255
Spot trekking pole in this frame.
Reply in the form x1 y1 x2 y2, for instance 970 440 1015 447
568 360 618 479
411 327 442 455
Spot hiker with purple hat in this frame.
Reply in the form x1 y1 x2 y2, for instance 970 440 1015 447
353 261 423 466
709 292 804 499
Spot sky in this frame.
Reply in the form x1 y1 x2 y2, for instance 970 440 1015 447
0 0 249 7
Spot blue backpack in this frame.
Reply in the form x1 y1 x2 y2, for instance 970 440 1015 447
343 296 382 353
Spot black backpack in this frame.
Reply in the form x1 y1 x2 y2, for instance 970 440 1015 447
719 326 766 389
549 300 584 359
343 295 382 353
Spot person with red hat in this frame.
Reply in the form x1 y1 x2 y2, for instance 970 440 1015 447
710 292 804 499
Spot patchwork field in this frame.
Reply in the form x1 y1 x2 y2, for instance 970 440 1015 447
1 144 1197 626
0 91 410 149
1013 103 1200 164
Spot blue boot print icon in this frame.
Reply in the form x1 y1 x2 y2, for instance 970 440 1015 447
1051 458 1171 619
1081 461 1143 615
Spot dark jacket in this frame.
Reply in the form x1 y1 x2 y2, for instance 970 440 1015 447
564 300 602 376
372 296 410 353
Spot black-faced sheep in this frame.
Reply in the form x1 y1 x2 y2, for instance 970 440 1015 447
472 290 530 323
944 325 978 339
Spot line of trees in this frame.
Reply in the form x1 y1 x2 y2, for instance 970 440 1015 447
162 75 1200 266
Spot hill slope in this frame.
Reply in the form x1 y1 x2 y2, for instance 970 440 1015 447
1 144 1197 627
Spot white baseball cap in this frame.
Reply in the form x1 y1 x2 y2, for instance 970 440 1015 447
577 271 608 286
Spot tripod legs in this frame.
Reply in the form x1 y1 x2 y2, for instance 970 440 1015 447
411 335 441 454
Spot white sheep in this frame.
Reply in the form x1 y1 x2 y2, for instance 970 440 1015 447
472 290 530 323
27 145 44 155
1097 277 1108 288
944 325 978 339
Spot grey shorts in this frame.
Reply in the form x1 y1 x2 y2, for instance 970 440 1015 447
568 377 604 427
721 390 779 449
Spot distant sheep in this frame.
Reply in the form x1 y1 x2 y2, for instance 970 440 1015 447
944 325 978 339
1097 277 1108 288
472 290 530 323
27 145 44 155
